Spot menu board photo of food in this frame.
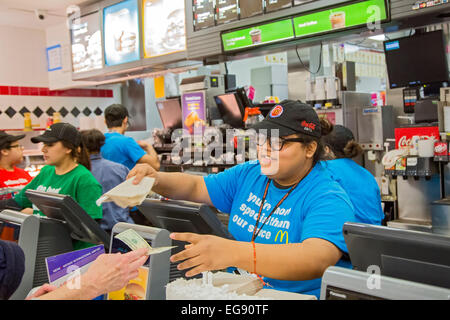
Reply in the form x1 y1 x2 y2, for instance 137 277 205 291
215 0 239 25
143 0 186 58
71 12 102 73
193 0 215 31
103 0 140 66
265 0 292 13
239 0 264 19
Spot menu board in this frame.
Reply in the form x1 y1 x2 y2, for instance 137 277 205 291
222 19 294 52
265 0 292 13
216 0 239 25
143 0 186 58
239 0 264 19
293 0 387 39
103 0 140 66
71 12 102 73
193 0 215 31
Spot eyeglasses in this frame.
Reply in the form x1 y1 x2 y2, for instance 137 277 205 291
256 134 305 151
7 144 24 149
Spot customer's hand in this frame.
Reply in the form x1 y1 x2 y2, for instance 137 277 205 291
128 163 158 185
81 248 149 296
25 284 58 300
169 233 236 277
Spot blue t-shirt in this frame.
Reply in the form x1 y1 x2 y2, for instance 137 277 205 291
101 132 146 170
203 161 356 298
324 159 384 226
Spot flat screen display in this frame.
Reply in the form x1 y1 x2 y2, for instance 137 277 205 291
156 98 183 130
214 93 244 128
121 79 147 132
143 0 186 58
71 12 102 73
103 0 140 66
384 30 449 89
193 0 215 31
239 0 264 19
265 0 292 13
222 18 294 52
216 0 239 25
293 0 388 39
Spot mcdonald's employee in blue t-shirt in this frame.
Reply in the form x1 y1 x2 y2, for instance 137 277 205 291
322 125 385 226
127 100 356 298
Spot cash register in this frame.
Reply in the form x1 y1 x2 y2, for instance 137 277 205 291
320 222 450 300
109 223 171 300
138 199 233 281
5 190 110 299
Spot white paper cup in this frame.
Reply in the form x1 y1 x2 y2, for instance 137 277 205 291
418 139 435 157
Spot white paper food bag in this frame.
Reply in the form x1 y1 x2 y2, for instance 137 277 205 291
96 176 155 208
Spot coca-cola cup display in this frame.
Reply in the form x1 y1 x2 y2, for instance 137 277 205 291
434 141 448 162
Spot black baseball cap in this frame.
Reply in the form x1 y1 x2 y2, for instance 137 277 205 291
250 100 321 138
0 132 25 150
322 125 355 153
31 123 81 147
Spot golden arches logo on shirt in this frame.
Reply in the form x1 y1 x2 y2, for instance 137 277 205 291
275 230 289 244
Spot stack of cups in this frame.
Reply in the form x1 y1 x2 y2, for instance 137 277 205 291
418 138 435 158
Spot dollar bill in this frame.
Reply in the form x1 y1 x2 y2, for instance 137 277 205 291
115 229 176 256
147 246 177 255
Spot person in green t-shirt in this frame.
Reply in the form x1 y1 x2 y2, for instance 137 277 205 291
13 123 103 250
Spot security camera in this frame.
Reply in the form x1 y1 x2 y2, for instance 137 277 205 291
35 9 46 20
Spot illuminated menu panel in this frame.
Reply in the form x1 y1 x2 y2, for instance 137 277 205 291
265 0 292 13
71 12 102 73
143 0 186 58
103 0 140 66
222 19 294 52
216 0 239 25
193 0 215 31
239 0 264 19
293 0 387 39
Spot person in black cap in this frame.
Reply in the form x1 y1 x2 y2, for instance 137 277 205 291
125 100 356 299
323 125 385 225
1 123 103 250
101 104 160 171
0 132 32 200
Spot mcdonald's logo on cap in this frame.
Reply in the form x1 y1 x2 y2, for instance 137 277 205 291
275 230 289 244
269 105 284 118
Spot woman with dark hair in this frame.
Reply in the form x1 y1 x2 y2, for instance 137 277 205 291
322 125 384 226
80 129 134 233
127 100 356 298
4 123 103 250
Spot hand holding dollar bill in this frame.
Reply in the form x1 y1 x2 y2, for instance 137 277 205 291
115 229 176 256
